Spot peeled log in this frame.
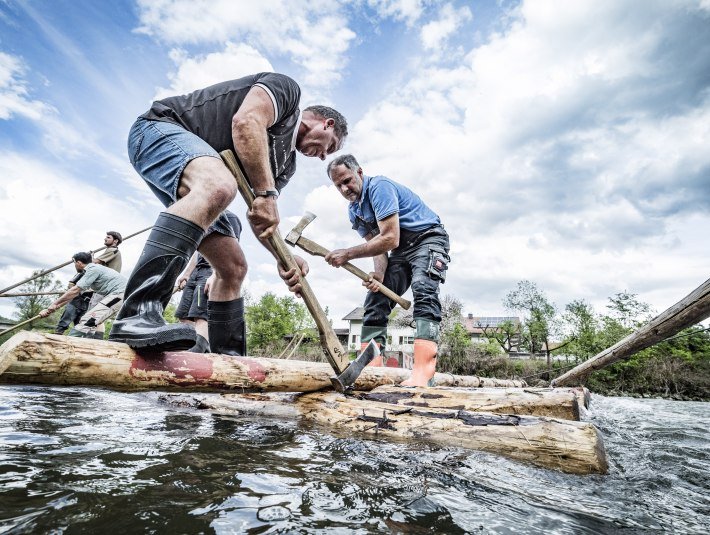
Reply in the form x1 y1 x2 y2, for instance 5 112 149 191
164 391 608 475
360 386 581 420
0 332 525 392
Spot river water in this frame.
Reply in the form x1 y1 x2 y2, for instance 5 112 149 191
0 386 707 534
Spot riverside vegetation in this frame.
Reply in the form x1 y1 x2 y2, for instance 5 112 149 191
2 274 708 400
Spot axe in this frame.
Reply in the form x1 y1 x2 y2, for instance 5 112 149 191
219 150 376 391
285 212 411 310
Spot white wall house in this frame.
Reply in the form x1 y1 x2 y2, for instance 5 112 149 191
342 307 521 353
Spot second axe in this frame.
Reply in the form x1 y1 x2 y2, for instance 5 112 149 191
285 212 411 310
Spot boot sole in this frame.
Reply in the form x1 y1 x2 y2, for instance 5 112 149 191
110 330 195 352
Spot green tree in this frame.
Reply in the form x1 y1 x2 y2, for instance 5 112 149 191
562 299 600 360
246 292 311 349
8 271 64 333
503 280 560 365
606 291 651 329
480 318 521 354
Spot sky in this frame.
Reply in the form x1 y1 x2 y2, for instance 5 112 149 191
0 0 708 329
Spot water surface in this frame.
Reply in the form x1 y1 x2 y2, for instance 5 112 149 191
0 386 707 533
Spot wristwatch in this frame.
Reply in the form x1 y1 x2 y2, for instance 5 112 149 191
253 189 279 198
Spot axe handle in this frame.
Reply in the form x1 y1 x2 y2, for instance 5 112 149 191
220 150 349 375
295 236 412 310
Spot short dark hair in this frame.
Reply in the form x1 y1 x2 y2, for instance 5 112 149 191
327 154 361 178
304 105 348 141
106 231 122 245
72 252 92 264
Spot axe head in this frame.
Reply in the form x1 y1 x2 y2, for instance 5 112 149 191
285 211 317 246
330 339 380 392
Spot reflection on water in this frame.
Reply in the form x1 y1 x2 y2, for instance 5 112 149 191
0 386 708 533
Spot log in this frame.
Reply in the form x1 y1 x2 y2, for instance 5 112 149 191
359 385 581 420
0 332 526 392
162 391 608 475
553 277 710 386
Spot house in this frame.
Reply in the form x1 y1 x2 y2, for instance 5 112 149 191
462 314 521 344
342 306 415 352
342 308 521 353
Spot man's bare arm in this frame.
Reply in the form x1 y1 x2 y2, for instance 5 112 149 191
325 213 400 267
38 285 82 317
232 86 280 239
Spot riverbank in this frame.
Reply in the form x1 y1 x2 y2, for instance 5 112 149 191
437 349 710 402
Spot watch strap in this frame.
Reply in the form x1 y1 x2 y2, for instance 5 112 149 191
253 189 279 198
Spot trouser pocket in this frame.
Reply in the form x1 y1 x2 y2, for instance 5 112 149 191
427 247 450 283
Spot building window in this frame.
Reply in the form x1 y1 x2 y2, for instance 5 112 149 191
351 334 358 344
403 336 415 345
398 336 403 344
387 336 392 345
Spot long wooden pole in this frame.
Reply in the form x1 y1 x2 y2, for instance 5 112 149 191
0 292 63 298
0 226 152 295
552 278 710 387
0 314 43 337
219 150 349 375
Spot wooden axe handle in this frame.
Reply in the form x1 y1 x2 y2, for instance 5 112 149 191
219 150 349 375
295 236 411 310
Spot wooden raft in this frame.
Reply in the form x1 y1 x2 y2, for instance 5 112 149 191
0 331 608 474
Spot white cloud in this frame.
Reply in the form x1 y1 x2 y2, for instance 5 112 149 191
420 3 472 50
366 0 428 26
0 51 52 120
135 0 356 94
0 152 159 318
337 0 710 320
154 43 274 99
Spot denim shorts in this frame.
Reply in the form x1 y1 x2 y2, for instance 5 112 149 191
127 117 239 239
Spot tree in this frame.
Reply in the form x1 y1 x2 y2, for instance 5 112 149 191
503 280 560 365
245 292 312 349
562 299 600 360
11 270 64 329
605 291 652 329
480 319 521 354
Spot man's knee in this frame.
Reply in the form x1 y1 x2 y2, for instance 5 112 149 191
181 158 237 209
206 180 238 209
214 258 247 283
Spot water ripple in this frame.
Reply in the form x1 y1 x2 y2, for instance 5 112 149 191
0 386 708 533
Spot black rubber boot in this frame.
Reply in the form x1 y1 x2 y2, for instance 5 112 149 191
188 334 211 353
208 298 246 356
109 212 204 351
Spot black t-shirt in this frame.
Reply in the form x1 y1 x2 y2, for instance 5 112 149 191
140 72 301 190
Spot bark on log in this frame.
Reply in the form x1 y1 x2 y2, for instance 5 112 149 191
359 385 581 420
552 277 710 386
162 391 608 475
0 332 526 392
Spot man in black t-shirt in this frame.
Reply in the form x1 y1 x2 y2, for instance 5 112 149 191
110 73 348 354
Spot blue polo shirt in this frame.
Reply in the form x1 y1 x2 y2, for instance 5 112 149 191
348 175 440 238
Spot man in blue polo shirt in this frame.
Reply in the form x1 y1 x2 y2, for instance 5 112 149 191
325 154 451 387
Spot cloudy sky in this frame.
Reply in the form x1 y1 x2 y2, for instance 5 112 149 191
1 0 708 328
